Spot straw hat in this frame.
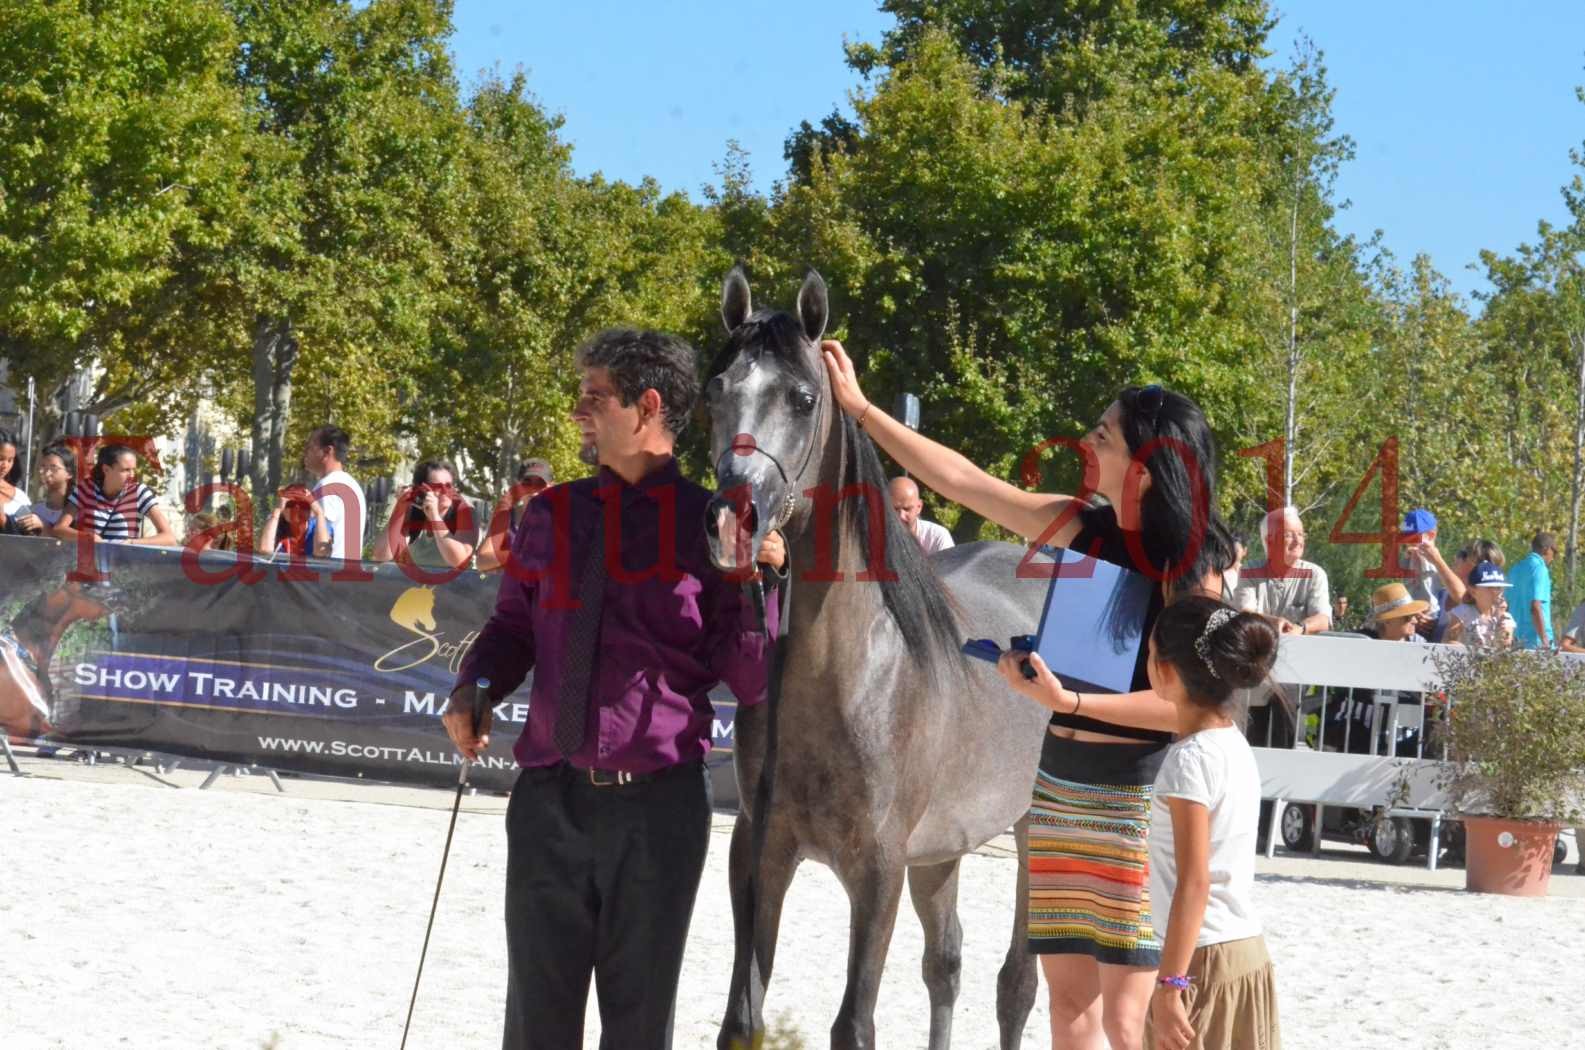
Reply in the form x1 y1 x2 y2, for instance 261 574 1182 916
1369 582 1429 622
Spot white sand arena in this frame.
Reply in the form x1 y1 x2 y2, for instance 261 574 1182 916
1 755 1578 1049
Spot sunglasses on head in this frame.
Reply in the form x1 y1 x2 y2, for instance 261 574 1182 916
1136 384 1165 431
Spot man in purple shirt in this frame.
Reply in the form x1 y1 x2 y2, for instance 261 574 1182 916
442 328 783 1050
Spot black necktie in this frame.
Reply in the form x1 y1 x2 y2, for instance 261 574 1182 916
553 497 608 758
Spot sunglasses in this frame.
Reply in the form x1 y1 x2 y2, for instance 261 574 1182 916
1137 384 1165 432
519 477 548 491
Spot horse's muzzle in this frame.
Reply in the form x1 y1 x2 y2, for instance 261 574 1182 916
705 491 761 574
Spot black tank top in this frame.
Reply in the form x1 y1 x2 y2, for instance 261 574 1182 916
1046 504 1173 745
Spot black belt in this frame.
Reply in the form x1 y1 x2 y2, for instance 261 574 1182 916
524 759 699 788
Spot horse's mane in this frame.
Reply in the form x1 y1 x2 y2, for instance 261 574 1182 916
833 397 967 680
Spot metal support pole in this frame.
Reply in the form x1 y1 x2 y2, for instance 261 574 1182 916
2 736 23 776
23 376 35 483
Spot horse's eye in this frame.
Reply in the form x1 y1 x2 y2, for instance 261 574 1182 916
789 388 816 414
706 375 726 401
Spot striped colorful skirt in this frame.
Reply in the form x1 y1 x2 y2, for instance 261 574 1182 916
1028 733 1167 965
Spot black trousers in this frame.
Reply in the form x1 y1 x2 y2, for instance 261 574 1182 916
502 760 712 1050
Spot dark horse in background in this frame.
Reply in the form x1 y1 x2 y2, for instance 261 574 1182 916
704 266 1054 1049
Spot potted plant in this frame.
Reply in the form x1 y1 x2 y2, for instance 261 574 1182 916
1431 645 1585 895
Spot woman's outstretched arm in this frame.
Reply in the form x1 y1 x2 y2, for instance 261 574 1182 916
823 341 1083 545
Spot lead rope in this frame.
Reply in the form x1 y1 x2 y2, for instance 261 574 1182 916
741 552 791 1047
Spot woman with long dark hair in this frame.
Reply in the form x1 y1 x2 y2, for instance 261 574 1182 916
824 342 1232 1050
0 429 28 534
55 443 176 545
371 459 479 571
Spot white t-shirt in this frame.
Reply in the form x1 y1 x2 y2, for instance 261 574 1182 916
1149 726 1263 946
2 485 29 519
313 469 367 561
914 519 955 555
1233 557 1331 627
1448 601 1515 647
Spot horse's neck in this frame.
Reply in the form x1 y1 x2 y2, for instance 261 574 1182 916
783 442 892 654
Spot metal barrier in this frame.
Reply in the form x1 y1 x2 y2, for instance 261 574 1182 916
1256 633 1460 870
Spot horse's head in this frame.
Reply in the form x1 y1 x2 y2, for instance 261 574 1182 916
704 265 830 573
390 586 438 635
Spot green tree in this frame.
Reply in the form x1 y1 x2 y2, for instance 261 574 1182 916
0 0 245 434
206 0 470 496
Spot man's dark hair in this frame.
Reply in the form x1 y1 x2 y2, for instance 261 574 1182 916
309 425 351 463
1533 531 1558 554
575 328 699 438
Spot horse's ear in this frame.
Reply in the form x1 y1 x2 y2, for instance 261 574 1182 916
721 264 752 333
796 269 828 344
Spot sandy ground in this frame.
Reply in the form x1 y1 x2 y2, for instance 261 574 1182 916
1 751 1579 1050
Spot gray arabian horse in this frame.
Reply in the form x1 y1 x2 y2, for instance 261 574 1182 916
703 265 1054 1050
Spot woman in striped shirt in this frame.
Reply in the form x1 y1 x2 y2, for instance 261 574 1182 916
55 444 177 545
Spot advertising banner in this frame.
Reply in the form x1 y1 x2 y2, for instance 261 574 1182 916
0 536 740 805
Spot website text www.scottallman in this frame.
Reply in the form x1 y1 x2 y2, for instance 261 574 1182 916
256 735 514 770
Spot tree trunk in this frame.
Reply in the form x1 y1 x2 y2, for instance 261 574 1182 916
1567 329 1585 607
1283 177 1300 509
250 316 299 504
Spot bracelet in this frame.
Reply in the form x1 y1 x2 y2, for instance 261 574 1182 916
1070 691 1083 716
856 402 872 428
1157 975 1192 990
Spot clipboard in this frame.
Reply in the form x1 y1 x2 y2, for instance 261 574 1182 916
962 546 1153 693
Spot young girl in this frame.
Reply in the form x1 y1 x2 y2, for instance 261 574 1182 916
0 428 28 533
1144 594 1281 1050
12 444 75 535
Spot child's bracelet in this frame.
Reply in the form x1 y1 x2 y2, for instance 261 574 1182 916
1156 975 1193 990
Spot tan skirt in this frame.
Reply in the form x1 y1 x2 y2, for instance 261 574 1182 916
1145 935 1280 1050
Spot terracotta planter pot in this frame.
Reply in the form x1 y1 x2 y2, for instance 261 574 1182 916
1462 816 1560 896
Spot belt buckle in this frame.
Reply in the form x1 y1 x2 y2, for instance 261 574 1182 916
587 768 631 787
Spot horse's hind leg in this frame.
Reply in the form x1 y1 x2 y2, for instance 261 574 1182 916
996 815 1038 1049
830 853 907 1050
718 812 801 1050
907 858 964 1050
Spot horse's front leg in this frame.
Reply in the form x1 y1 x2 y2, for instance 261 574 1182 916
830 853 908 1050
718 810 801 1050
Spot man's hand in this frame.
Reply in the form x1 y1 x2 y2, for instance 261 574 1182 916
442 683 493 761
1277 618 1304 635
755 530 786 573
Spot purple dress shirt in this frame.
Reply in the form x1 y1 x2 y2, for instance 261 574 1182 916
455 459 774 773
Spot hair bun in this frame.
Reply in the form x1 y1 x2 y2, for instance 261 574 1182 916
1211 611 1279 689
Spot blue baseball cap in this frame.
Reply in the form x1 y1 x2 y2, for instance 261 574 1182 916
1469 561 1510 588
1402 508 1437 535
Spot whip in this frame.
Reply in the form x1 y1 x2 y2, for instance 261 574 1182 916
399 677 488 1050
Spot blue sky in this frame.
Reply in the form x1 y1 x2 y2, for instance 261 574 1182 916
448 1 1585 301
